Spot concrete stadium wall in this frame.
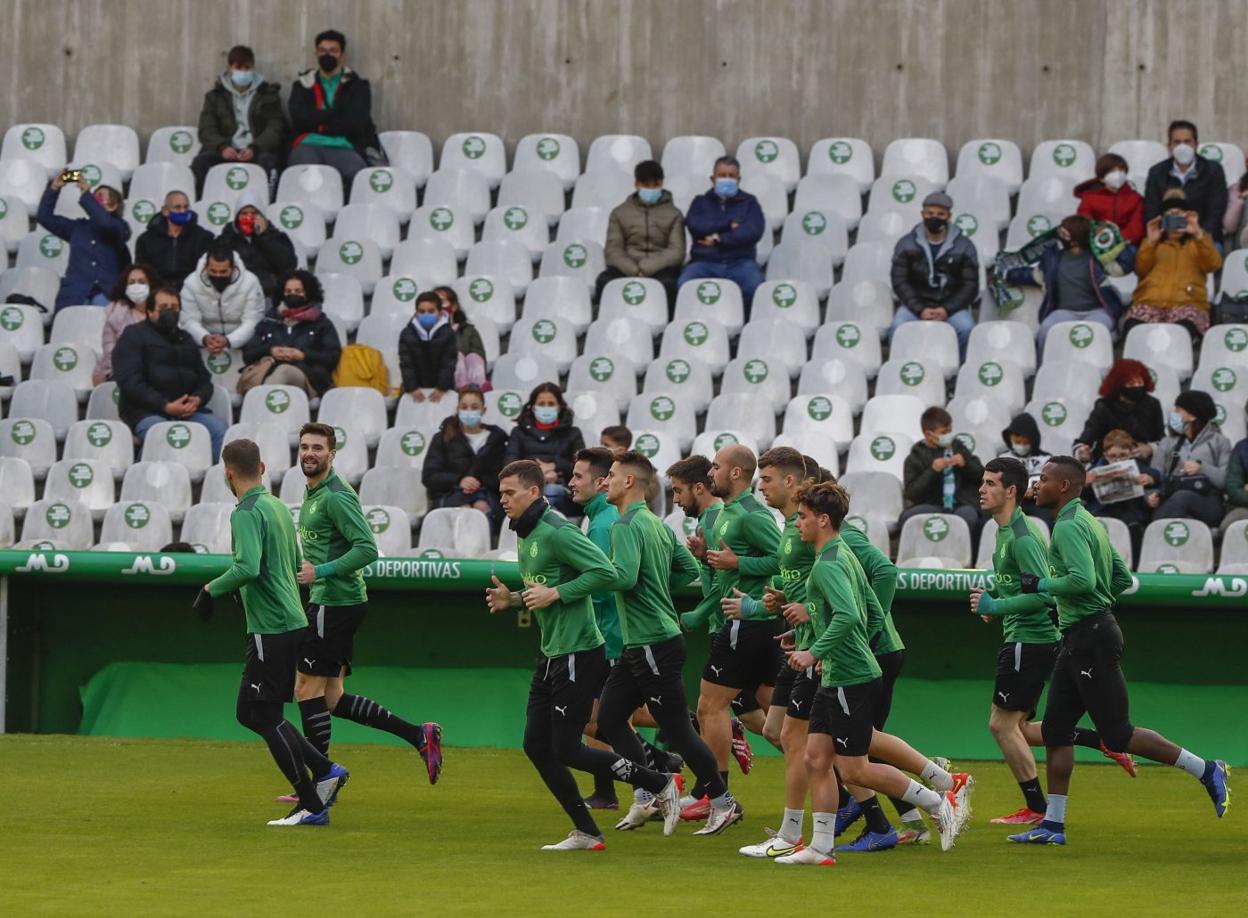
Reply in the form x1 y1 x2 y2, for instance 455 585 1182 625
1 0 1245 167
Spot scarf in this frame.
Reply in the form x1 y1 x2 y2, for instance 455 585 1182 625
989 220 1126 312
279 302 323 324
509 497 549 538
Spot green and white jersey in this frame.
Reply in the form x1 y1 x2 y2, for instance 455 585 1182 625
806 536 883 688
984 507 1060 644
607 500 700 647
1045 499 1134 630
773 513 817 648
840 524 904 655
299 468 378 606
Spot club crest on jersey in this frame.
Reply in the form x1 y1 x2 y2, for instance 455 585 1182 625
529 541 539 558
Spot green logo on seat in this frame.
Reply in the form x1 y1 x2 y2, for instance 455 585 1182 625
169 130 193 154
1052 143 1076 167
68 462 93 488
1199 143 1222 162
743 359 768 384
368 169 393 193
279 205 304 229
86 422 112 447
124 502 150 529
899 361 925 386
3 305 26 331
563 244 587 268
79 164 102 188
755 140 779 163
1225 327 1248 352
469 278 494 302
977 142 1002 165
39 235 64 259
589 357 614 382
265 389 291 414
801 211 826 235
166 423 191 449
334 427 347 449
1156 562 1179 574
870 436 896 461
503 207 528 230
536 137 560 160
807 396 833 421
635 433 660 458
1069 323 1094 348
923 516 949 542
1042 401 1067 426
206 351 232 374
531 320 557 343
131 199 157 224
400 430 426 456
683 322 708 346
828 141 853 164
892 180 916 203
392 277 418 302
696 281 721 304
430 207 454 231
835 323 860 348
497 392 523 417
462 135 486 159
771 283 797 308
46 501 71 528
52 346 78 372
21 126 45 150
622 281 647 305
650 396 676 421
714 432 738 449
1211 367 1237 392
338 241 364 265
1027 215 1051 236
225 166 249 190
954 213 978 236
666 359 691 383
956 432 976 451
367 507 391 533
977 362 1003 386
206 202 231 226
1163 521 1190 546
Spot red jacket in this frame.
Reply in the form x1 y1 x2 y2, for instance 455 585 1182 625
1075 179 1144 245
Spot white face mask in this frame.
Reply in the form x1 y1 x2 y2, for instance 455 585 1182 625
125 283 150 304
1172 142 1196 166
1103 170 1127 191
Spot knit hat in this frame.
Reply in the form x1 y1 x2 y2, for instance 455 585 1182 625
923 191 953 210
1175 389 1217 425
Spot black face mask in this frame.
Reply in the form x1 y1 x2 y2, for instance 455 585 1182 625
318 54 339 73
208 275 231 293
283 294 308 310
1122 386 1147 403
154 310 180 332
923 216 948 234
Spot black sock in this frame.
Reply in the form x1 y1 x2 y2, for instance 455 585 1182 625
299 697 332 757
267 720 323 812
1071 727 1102 750
1019 777 1047 813
719 770 729 790
859 795 892 834
334 693 425 750
591 769 616 800
639 737 676 772
889 797 918 817
837 781 851 810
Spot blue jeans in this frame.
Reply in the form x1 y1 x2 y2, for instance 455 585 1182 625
1037 308 1116 358
677 258 765 308
889 307 976 360
544 483 580 518
135 411 228 462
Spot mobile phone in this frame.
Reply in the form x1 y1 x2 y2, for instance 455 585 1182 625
1162 213 1187 232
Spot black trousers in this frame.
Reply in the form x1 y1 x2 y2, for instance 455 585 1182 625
1041 612 1134 752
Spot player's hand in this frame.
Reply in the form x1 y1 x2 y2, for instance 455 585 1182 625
1020 573 1041 594
969 586 983 614
762 584 786 613
720 587 746 620
485 574 513 613
788 649 816 671
521 583 561 610
192 586 214 622
706 542 739 570
687 533 707 560
782 601 810 625
297 560 317 585
775 630 795 652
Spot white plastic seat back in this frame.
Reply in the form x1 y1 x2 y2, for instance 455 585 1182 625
30 342 98 398
17 230 69 275
317 387 388 449
72 124 141 180
514 133 581 191
538 240 604 291
498 168 567 225
64 418 134 479
891 320 960 380
706 393 776 449
783 394 855 452
629 430 683 478
146 126 200 167
585 135 653 175
331 202 400 259
45 458 115 518
567 354 639 413
1216 520 1248 574
50 305 107 349
3 124 68 176
1031 360 1104 406
658 316 731 376
566 390 621 444
1107 140 1170 191
441 133 507 189
393 391 457 432
360 466 428 523
0 303 48 362
1124 323 1194 382
350 166 417 222
10 379 78 439
874 358 947 407
966 321 1037 377
674 278 745 337
0 418 57 477
121 460 193 520
583 318 654 368
378 131 434 187
797 358 869 415
1138 518 1214 574
1043 320 1114 375
898 513 973 568
0 157 47 212
793 176 863 229
556 206 609 247
954 139 1024 194
467 239 534 296
719 355 791 413
223 422 291 479
807 137 875 192
738 136 801 192
0 193 30 253
839 470 904 527
100 499 174 551
751 280 819 338
571 169 634 211
277 165 344 219
1029 140 1096 182
643 355 716 414
202 162 269 208
267 201 327 258
422 169 492 226
881 138 949 188
180 502 234 553
315 238 382 295
946 174 1013 231
859 394 927 441
626 392 698 451
783 206 854 257
735 318 808 379
1023 396 1085 455
599 277 668 334
765 241 835 299
855 208 910 245
507 316 578 373
660 135 727 183
812 320 883 379
740 171 788 231
22 497 94 549
845 432 913 482
239 385 311 446
483 203 552 260
376 428 431 473
359 504 412 556
201 463 271 505
954 359 1027 415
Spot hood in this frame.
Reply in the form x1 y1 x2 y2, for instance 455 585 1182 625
1001 412 1042 450
410 312 450 341
1074 177 1108 197
235 187 267 217
219 70 266 96
297 65 359 89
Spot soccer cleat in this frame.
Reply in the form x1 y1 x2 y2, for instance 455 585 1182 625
694 799 744 836
739 828 802 858
678 793 700 809
990 807 1045 826
679 795 711 821
541 831 606 851
951 772 975 830
315 763 350 808
1202 760 1231 818
267 806 329 827
775 845 836 866
583 794 620 810
1100 742 1137 777
1008 825 1066 845
275 793 300 804
896 822 931 845
657 775 683 837
834 797 863 835
420 723 443 785
933 791 961 852
839 826 899 852
731 719 753 774
615 794 657 831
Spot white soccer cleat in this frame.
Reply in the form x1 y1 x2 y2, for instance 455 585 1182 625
678 794 700 809
267 807 329 827
934 791 961 852
693 798 744 836
775 845 836 866
657 775 682 837
952 773 975 833
739 828 802 858
615 791 657 831
541 831 606 851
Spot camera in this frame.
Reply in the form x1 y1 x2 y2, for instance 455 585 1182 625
1162 213 1187 233
59 169 82 183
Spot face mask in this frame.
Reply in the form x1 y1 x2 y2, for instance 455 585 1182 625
1103 170 1127 191
167 210 192 226
318 53 339 73
714 178 738 198
416 312 438 330
924 216 948 234
1122 385 1147 403
534 406 560 425
282 294 308 310
936 432 955 448
126 283 150 304
230 69 255 88
458 410 482 429
208 275 231 293
1010 442 1031 457
1172 142 1196 166
237 212 256 236
155 310 180 332
94 191 112 209
637 187 663 205
1168 411 1187 434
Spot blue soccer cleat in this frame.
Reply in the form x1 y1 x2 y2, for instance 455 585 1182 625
1202 760 1231 818
316 762 350 808
835 798 863 836
1008 825 1065 845
839 827 899 852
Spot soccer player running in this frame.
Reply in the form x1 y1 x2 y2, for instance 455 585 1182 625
292 423 442 788
485 460 681 851
1008 456 1230 845
595 451 743 836
971 457 1135 829
201 438 348 826
776 483 967 865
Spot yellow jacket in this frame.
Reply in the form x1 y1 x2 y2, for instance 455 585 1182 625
1132 233 1221 312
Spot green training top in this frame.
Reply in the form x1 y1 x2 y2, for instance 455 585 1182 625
208 485 307 634
806 536 883 688
774 512 818 648
607 500 700 647
516 506 610 658
840 524 904 655
984 507 1060 643
683 502 725 633
299 468 379 606
682 488 780 633
1044 498 1133 630
583 490 623 660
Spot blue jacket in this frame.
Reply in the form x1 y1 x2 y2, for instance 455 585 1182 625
1003 241 1133 323
684 188 765 263
37 186 131 309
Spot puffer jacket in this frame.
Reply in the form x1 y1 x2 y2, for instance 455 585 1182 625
902 438 985 509
398 316 457 392
1132 233 1221 312
134 212 214 289
604 191 686 275
1075 178 1145 245
241 306 342 395
112 317 215 428
684 188 765 262
890 223 979 315
1154 420 1233 496
36 187 131 309
422 417 509 501
197 75 286 154
288 67 380 157
179 250 266 349
504 413 585 484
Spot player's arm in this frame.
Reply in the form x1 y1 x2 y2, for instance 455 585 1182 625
983 534 1052 615
315 491 379 579
1027 523 1094 596
806 568 856 660
552 526 616 602
736 511 782 577
207 510 262 596
844 527 898 612
1109 548 1134 599
666 525 700 591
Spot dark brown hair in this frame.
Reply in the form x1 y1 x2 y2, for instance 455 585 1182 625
499 459 544 490
222 438 262 478
797 481 850 528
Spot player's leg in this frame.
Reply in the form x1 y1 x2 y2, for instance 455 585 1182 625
695 680 740 778
867 729 968 796
295 672 333 755
871 648 925 840
740 666 812 857
774 731 838 864
583 698 619 809
1017 642 1084 844
989 705 1047 821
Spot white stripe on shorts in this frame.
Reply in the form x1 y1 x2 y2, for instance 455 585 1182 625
643 645 660 676
317 605 326 638
568 653 577 683
729 620 741 650
837 686 850 716
1014 641 1023 673
254 633 264 662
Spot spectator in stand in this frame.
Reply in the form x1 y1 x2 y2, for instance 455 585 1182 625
1143 120 1227 246
999 412 1051 521
889 191 979 359
1151 390 1231 528
600 425 632 452
218 189 297 302
504 382 586 517
1085 429 1163 559
902 406 986 537
180 240 266 353
1074 358 1166 463
1221 171 1248 251
287 29 381 190
434 285 489 390
112 285 227 461
240 270 341 396
398 291 457 403
596 159 686 308
135 190 214 289
678 155 766 308
1075 153 1145 245
36 172 130 309
422 386 508 517
1126 188 1221 339
1221 410 1248 536
94 263 158 385
190 44 285 196
1004 214 1130 349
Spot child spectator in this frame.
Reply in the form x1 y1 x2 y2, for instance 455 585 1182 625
422 386 508 517
1085 429 1163 559
398 291 457 403
600 425 633 452
434 285 489 390
999 412 1051 521
1075 153 1145 245
902 406 986 537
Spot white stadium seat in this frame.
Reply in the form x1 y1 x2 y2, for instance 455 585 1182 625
121 460 192 523
0 157 47 212
100 500 174 552
378 131 435 188
350 166 418 223
360 466 428 523
498 168 567 226
0 456 36 515
738 136 801 193
450 275 516 334
644 356 716 414
30 342 97 401
840 470 904 528
317 387 388 449
44 458 115 521
0 418 57 478
483 204 552 261
391 235 459 284
1029 140 1097 182
954 139 1024 194
3 123 68 177
898 513 973 568
627 392 698 451
239 385 311 446
180 502 234 554
797 358 868 416
361 504 413 557
567 353 639 413
556 206 610 247
376 428 431 473
890 320 960 380
585 135 653 176
277 164 344 219
793 175 862 229
10 379 77 439
706 393 776 449
874 358 947 407
658 316 731 376
223 422 291 481
1138 517 1214 574
881 138 948 188
811 320 883 379
441 133 507 189
674 278 745 337
954 359 1027 415
751 280 820 338
734 318 808 379
514 133 581 191
407 203 474 260
807 137 875 193
539 240 604 290
661 135 727 182
571 168 634 212
331 203 400 259
146 125 200 167
1042 320 1114 375
507 316 578 373
64 418 134 480
845 432 913 482
783 394 855 452
1123 322 1194 382
1107 139 1170 191
583 318 654 369
21 497 93 549
315 238 382 296
566 390 621 444
466 239 533 296
268 201 327 259
599 277 668 335
72 124 141 180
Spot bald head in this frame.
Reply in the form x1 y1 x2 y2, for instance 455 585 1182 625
710 444 757 500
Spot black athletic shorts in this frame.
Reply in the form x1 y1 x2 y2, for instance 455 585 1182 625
242 629 303 703
770 661 797 709
730 688 762 717
809 678 881 756
703 618 783 690
603 635 692 721
527 645 608 731
298 602 368 677
785 665 818 721
993 640 1060 714
1042 612 1133 749
874 649 906 729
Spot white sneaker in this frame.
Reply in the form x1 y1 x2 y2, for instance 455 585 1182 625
693 798 744 836
541 831 606 851
775 845 836 866
615 793 657 831
739 828 802 858
933 791 961 852
656 775 681 837
267 807 329 827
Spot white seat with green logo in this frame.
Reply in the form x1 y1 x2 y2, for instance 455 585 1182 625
741 171 789 232
1022 396 1085 455
807 138 874 193
21 497 93 549
674 277 744 336
84 382 119 421
965 320 1036 377
99 499 173 552
2 123 67 178
1216 520 1248 574
1150 364 1182 416
64 418 133 480
691 429 760 461
0 270 59 329
418 506 492 558
585 135 652 176
450 275 516 333
1123 322 1194 382
376 428 431 474
737 136 801 193
874 358 946 408
122 460 192 522
490 350 561 396
627 392 697 452
317 387 387 449
145 126 201 168
765 240 836 298
360 466 428 523
947 395 1013 445
707 393 776 449
565 390 621 444
867 175 938 223
643 355 715 413
751 280 818 338
507 316 578 373
663 507 699 544
946 174 1012 232
332 203 399 260
498 169 567 228
223 421 291 482
890 320 959 380
782 394 854 452
266 200 327 261
0 339 20 398
202 162 269 208
658 315 731 376
538 240 605 291
583 317 654 367
0 157 47 213
843 513 892 555
898 513 972 569
555 206 609 249
793 175 862 231
199 347 244 405
128 161 195 226
17 230 69 276
954 139 1023 195
313 272 364 332
773 430 840 477
0 418 56 478
812 318 884 380
599 277 668 334
629 429 682 481
10 379 77 440
567 354 639 412
954 359 1026 414
0 192 30 253
239 385 310 447
976 514 1049 569
393 391 458 433
358 505 412 556
441 133 506 189
392 237 460 289
1029 140 1096 183
1042 320 1114 376
719 355 791 413
859 394 926 441
797 358 868 415
0 456 35 515
1106 140 1170 192
1211 395 1247 444
660 135 727 184
952 423 1003 464
1017 172 1079 219
349 166 417 224
72 124 140 181
484 203 553 262
467 239 534 296
882 138 949 189
179 502 234 554
1202 142 1247 196
845 432 913 483
1005 211 1057 251
379 131 434 188
322 422 369 485
315 238 382 296
854 209 909 246
956 210 1001 262
201 463 271 505
1139 517 1214 574
277 165 343 220
734 318 807 379
426 168 493 227
570 168 634 212
45 458 115 521
514 133 581 191
50 305 106 351
662 172 701 219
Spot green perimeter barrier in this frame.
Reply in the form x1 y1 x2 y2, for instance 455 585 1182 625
3 550 1247 764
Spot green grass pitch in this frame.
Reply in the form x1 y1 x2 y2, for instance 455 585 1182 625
1 735 1241 916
